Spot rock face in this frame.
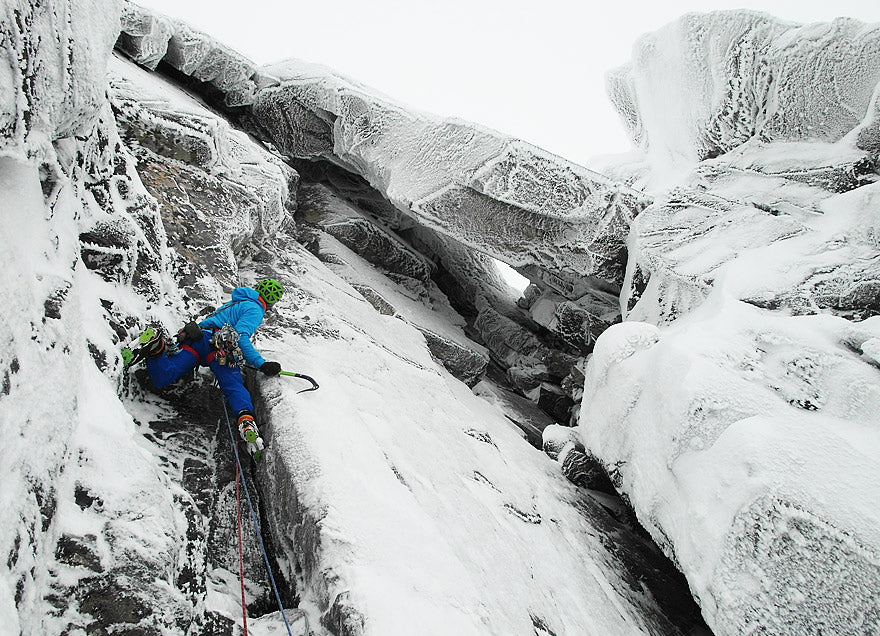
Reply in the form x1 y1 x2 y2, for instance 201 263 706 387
582 314 880 636
2 4 712 634
248 62 649 283
111 0 618 412
109 55 296 292
609 11 880 163
113 1 652 356
0 0 121 159
11 3 879 636
582 10 880 636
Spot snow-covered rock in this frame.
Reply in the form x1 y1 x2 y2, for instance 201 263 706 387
113 2 641 362
108 54 296 292
624 146 880 326
585 11 880 636
581 304 880 635
0 0 120 159
17 2 880 635
116 0 173 70
609 11 880 164
249 61 649 288
3 8 709 630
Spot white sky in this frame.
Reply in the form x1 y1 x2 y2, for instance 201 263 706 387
137 0 880 167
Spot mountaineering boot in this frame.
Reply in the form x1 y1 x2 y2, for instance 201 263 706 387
237 413 260 443
237 413 264 462
121 327 166 366
247 437 265 463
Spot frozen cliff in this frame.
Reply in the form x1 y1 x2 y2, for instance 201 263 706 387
589 9 880 636
1 1 698 635
2 2 879 636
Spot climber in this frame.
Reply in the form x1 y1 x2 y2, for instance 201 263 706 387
126 279 285 459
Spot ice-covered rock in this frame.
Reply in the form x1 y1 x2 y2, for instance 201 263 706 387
245 60 650 288
108 55 296 291
114 3 647 353
418 328 489 387
0 0 121 159
244 224 703 636
625 159 880 325
295 183 490 386
582 301 880 635
116 0 173 70
590 12 880 635
609 11 880 163
542 423 580 460
474 301 578 380
527 287 620 352
297 183 434 283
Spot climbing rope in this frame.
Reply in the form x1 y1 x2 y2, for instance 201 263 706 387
236 464 249 635
221 400 302 636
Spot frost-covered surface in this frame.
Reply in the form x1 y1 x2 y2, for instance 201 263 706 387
108 54 295 289
0 3 204 631
251 59 649 286
117 0 258 106
295 184 491 386
581 306 880 635
239 228 695 635
0 0 121 159
1 3 704 635
608 11 880 165
583 10 880 636
115 2 651 289
624 167 880 325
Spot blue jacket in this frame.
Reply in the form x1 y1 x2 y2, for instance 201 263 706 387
199 287 267 367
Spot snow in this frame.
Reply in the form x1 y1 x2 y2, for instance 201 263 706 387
6 3 880 634
585 10 880 635
0 150 187 632
2 19 693 631
251 58 647 283
582 299 880 633
608 11 880 172
0 0 121 159
241 233 679 634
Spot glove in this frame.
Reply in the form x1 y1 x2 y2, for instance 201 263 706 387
260 361 282 376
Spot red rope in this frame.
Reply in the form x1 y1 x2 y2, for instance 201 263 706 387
236 458 249 635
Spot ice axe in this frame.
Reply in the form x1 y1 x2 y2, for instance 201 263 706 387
246 364 319 393
279 370 320 393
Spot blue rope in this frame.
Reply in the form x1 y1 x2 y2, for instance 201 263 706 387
222 400 297 636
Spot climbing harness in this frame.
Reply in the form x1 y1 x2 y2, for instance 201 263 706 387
221 400 308 636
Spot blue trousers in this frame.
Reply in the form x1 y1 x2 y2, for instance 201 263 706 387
146 330 254 415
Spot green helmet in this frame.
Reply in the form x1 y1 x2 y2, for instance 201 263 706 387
255 278 283 304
